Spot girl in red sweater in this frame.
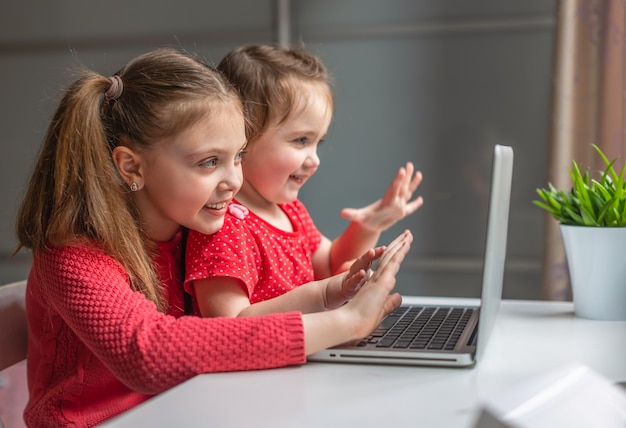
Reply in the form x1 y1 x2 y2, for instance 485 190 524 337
14 48 412 427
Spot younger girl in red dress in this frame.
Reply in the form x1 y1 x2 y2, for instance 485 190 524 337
185 44 421 318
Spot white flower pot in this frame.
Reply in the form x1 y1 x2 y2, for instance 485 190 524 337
560 225 626 321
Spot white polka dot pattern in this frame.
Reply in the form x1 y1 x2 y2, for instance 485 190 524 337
185 200 322 303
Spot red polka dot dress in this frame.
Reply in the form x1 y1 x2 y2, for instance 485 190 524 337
185 199 322 303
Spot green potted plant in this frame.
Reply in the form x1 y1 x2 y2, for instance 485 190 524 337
534 144 626 320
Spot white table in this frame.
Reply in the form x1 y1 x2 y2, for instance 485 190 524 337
104 298 626 427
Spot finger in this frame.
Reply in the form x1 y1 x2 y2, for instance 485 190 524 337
378 230 413 266
405 162 414 176
370 246 386 259
404 162 415 190
354 275 368 292
371 241 406 281
363 293 403 338
366 293 403 338
382 293 403 316
379 231 411 261
381 166 408 205
339 206 366 222
349 247 380 275
341 269 368 299
408 170 423 194
405 196 424 215
382 230 412 255
370 231 412 281
401 165 421 201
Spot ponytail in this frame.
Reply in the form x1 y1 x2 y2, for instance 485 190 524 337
17 71 163 309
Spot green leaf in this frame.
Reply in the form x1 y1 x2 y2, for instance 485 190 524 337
563 205 584 224
592 180 612 201
533 200 558 216
593 143 619 183
534 144 626 226
580 205 598 226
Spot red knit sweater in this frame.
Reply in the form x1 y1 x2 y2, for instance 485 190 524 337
23 233 305 427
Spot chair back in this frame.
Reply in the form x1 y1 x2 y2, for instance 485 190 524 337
0 280 27 371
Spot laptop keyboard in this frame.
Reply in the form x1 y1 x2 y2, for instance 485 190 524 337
359 306 475 351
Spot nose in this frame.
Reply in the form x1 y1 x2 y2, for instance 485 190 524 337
304 147 320 169
219 162 243 192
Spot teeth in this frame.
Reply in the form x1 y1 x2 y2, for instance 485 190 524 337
206 202 227 209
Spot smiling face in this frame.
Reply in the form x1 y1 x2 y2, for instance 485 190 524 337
238 82 333 211
131 106 246 241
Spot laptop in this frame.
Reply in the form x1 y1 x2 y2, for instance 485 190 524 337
308 144 514 368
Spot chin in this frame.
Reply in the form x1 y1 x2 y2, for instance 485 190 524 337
281 190 300 202
195 220 225 236
277 197 298 205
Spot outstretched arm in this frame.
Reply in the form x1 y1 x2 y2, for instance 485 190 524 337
193 245 384 318
313 162 423 278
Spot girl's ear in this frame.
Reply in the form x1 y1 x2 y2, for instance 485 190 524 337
112 145 144 190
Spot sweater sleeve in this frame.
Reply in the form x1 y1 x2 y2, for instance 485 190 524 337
33 245 306 395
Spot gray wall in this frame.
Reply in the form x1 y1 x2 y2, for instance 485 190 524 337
0 0 555 300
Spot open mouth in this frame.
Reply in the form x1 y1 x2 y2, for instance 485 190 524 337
204 201 228 211
289 174 305 184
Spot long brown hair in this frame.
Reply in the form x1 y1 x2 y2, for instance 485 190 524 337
16 48 242 311
217 44 333 143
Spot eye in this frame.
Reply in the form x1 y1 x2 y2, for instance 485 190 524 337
235 150 247 162
200 157 218 168
292 136 308 146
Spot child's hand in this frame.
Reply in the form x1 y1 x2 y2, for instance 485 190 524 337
324 246 386 309
342 230 412 340
340 162 423 232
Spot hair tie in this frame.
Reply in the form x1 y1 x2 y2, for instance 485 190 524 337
105 75 123 100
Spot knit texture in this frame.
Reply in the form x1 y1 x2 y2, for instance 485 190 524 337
185 199 322 302
24 234 305 427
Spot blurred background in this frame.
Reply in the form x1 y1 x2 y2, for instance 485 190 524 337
0 0 556 299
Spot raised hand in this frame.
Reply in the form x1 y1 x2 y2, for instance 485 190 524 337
340 162 423 232
303 230 413 355
342 230 413 339
324 246 386 309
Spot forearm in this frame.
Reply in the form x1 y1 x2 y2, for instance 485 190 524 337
302 309 356 355
39 248 306 395
238 278 335 317
329 222 381 274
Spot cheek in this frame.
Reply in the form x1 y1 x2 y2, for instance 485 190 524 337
176 177 215 203
268 149 305 171
149 169 202 207
153 171 184 196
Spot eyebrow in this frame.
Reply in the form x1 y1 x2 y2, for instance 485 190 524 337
282 127 324 138
185 147 225 161
186 141 247 160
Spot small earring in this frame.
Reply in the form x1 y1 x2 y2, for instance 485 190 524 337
130 182 139 192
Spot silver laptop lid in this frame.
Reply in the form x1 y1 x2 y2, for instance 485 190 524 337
474 144 513 362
